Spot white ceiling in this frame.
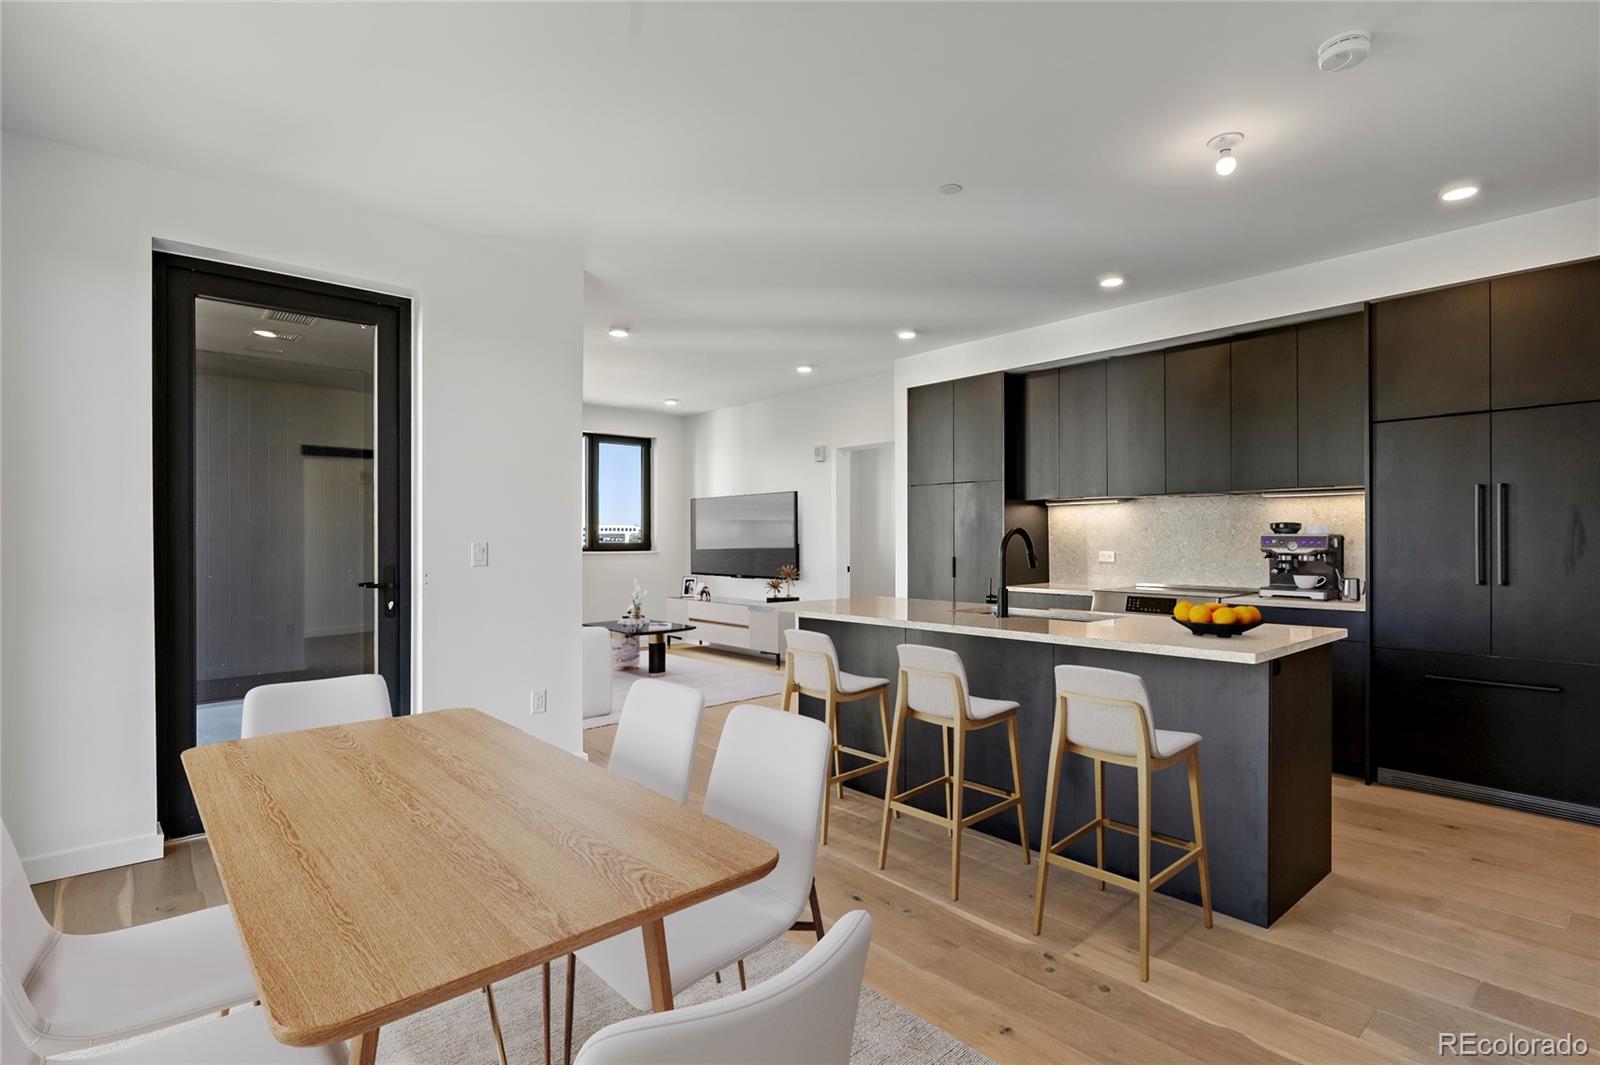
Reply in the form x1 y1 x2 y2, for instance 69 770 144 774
4 3 1597 414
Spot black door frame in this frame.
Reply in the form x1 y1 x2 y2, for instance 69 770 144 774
153 252 412 837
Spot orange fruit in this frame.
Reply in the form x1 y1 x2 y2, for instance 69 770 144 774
1188 604 1214 624
1212 606 1239 625
1172 601 1192 621
1237 605 1262 624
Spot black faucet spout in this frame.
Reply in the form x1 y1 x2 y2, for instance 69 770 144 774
996 526 1038 618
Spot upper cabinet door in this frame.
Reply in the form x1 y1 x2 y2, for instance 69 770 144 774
1059 360 1109 498
1296 314 1367 488
1021 370 1060 500
1165 342 1231 493
1229 329 1297 491
953 373 1006 483
1491 260 1600 410
907 381 954 485
1371 282 1489 421
1106 352 1165 497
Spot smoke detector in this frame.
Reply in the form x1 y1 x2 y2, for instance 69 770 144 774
1317 31 1371 73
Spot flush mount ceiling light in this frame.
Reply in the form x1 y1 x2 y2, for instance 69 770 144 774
938 183 963 195
1207 132 1244 176
663 398 679 406
252 329 278 339
896 329 917 340
1099 275 1125 289
795 365 814 374
607 326 630 339
1440 184 1480 203
1317 31 1372 73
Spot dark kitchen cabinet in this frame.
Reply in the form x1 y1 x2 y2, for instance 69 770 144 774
1372 414 1492 656
1255 605 1369 777
1165 342 1231 493
1229 329 1298 491
1021 370 1059 500
1296 314 1367 488
1489 402 1600 665
1371 282 1490 421
1059 360 1109 498
953 373 1005 483
955 480 1004 604
907 483 954 600
907 381 953 486
1491 260 1600 410
1106 351 1165 497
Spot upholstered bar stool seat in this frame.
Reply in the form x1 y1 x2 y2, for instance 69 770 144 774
877 644 1030 901
1033 664 1213 982
783 629 893 846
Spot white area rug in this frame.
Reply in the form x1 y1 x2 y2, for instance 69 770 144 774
584 651 785 729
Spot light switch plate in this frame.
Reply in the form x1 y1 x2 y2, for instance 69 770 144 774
470 541 489 567
1098 550 1116 563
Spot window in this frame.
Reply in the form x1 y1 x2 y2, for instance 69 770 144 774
582 433 652 551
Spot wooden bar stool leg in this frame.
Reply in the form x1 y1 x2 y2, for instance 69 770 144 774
1094 758 1106 890
941 724 954 838
877 698 907 869
877 689 900 821
822 692 838 846
1006 715 1030 866
1187 748 1213 928
949 721 966 901
1033 705 1067 936
829 693 845 800
1137 760 1152 983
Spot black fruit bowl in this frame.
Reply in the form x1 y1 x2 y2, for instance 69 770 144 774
1270 522 1302 534
1173 617 1265 638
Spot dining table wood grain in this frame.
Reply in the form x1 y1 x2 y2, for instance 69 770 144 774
182 706 779 1057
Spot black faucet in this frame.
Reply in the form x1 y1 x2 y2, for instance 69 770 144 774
996 526 1038 618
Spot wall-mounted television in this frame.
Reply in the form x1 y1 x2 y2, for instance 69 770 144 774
690 491 798 579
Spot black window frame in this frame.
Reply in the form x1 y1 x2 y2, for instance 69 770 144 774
583 432 653 551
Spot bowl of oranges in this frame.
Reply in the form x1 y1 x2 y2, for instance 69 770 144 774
1171 600 1264 637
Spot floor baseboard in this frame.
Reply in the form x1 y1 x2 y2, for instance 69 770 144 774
22 828 165 884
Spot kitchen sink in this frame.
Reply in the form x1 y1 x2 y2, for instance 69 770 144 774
954 605 1118 623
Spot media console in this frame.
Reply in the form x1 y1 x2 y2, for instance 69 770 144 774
658 596 793 663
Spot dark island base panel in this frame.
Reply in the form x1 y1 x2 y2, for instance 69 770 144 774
798 618 1333 928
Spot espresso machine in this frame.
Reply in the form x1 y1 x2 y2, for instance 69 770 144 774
1258 524 1345 600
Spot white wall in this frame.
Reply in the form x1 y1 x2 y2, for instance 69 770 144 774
892 198 1600 592
1 132 585 879
581 404 690 620
687 374 894 601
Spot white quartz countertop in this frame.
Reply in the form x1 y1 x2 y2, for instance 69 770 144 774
1005 583 1096 597
790 596 1347 665
1221 592 1367 613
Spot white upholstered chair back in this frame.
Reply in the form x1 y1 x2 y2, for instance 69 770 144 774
784 629 840 692
2 823 58 1042
240 674 391 740
896 644 970 719
703 705 830 913
574 910 873 1065
608 679 705 803
1053 665 1157 755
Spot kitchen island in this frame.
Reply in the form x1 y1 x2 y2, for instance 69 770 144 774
791 596 1348 926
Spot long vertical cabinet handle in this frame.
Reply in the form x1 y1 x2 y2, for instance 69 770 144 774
1473 484 1487 585
1495 482 1510 586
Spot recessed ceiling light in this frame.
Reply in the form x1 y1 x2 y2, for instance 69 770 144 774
252 329 278 339
1440 184 1479 203
663 398 679 406
896 329 917 340
608 326 630 339
1206 132 1244 176
795 365 814 374
938 183 963 195
1099 275 1125 289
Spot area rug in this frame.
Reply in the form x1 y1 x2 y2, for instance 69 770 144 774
584 652 786 729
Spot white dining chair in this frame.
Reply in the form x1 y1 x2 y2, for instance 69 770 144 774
240 674 392 739
563 704 830 1061
1 823 258 1061
572 910 873 1065
3 1002 348 1064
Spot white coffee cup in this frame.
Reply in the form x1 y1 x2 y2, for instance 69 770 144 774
1293 574 1327 590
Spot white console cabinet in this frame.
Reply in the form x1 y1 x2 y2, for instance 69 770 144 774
658 596 792 662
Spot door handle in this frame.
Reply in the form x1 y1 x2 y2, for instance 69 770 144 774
1495 482 1509 586
1424 674 1562 695
1473 483 1486 586
358 566 399 618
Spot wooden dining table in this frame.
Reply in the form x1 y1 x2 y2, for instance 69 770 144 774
182 707 778 1063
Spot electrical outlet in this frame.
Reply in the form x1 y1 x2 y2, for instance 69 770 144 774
1098 550 1117 563
530 688 547 715
470 541 489 567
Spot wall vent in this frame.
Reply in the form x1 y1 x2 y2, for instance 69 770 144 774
262 309 319 326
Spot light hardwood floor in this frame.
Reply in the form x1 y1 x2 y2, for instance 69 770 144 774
34 647 1600 1064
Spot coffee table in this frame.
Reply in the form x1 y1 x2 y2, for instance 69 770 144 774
586 620 697 674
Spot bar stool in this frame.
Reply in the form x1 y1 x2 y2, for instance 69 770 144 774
1033 664 1212 982
782 629 892 845
877 644 1030 901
